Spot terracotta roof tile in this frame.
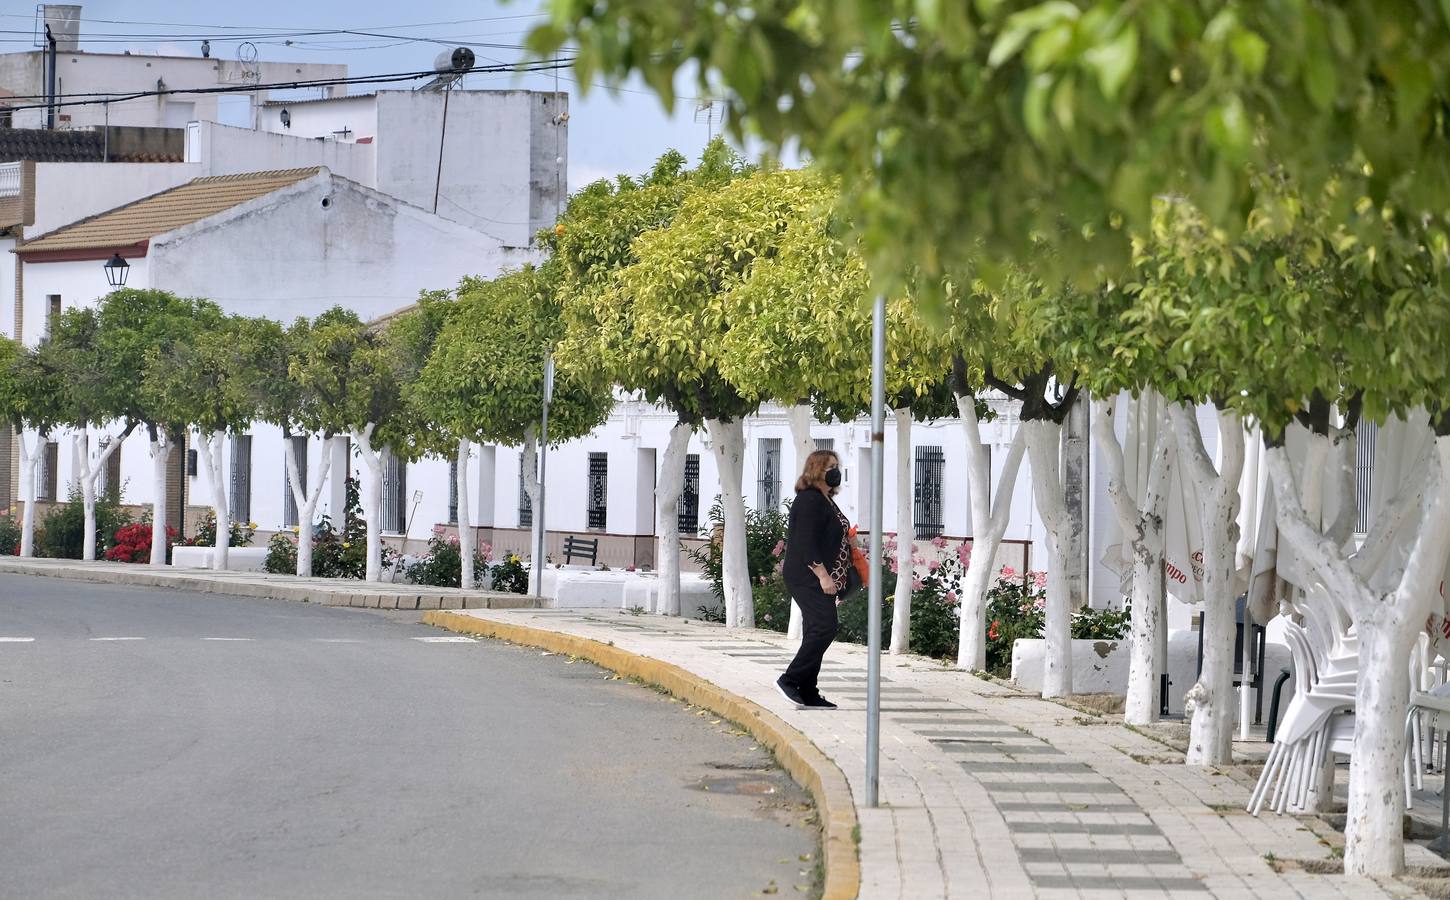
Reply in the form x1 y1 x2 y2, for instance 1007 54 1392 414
18 167 321 253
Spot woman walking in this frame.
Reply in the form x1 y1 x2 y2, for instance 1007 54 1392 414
776 450 851 710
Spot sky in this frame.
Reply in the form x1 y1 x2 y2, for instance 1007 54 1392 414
0 0 737 192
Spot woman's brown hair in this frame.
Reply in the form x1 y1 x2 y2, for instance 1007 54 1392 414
795 449 841 495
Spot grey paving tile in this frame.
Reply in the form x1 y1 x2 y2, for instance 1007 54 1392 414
1009 822 1164 836
978 781 1124 794
962 761 1096 774
1032 875 1208 892
1019 848 1183 865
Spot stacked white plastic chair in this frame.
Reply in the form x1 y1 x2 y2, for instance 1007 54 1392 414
1248 617 1357 815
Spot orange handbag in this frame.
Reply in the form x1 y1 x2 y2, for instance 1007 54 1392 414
848 526 870 587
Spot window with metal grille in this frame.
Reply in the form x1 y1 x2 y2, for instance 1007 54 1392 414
229 434 252 525
518 454 532 528
39 440 58 501
380 449 407 533
677 454 700 535
283 435 307 527
914 445 945 539
814 438 834 450
44 295 60 341
448 458 459 525
587 452 608 530
96 438 123 503
1354 419 1378 535
757 438 782 511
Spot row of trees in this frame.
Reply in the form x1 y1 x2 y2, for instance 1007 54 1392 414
535 0 1450 877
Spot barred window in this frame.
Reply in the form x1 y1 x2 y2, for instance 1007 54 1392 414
587 452 608 530
448 458 459 525
518 454 532 528
380 449 407 533
229 434 252 525
1355 419 1378 535
677 454 700 535
283 435 307 528
757 438 782 511
914 445 945 539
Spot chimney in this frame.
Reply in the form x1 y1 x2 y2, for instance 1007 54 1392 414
41 5 81 52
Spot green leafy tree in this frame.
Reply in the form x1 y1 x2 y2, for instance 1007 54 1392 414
533 0 1450 302
553 143 744 616
290 307 409 583
39 306 141 561
391 290 480 588
98 289 203 565
713 168 956 647
0 339 65 556
144 308 268 571
415 267 613 594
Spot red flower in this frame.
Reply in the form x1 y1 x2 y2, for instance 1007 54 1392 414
987 619 1001 640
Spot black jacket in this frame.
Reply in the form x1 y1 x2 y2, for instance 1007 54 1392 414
783 488 848 592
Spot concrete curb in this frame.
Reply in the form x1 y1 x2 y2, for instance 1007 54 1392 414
0 559 542 610
424 610 861 900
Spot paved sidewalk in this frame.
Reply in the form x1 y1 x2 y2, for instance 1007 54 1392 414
0 557 540 610
430 607 1438 900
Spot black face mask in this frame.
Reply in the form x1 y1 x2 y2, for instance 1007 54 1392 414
824 468 842 488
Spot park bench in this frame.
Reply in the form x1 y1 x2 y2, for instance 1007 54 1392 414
562 534 599 566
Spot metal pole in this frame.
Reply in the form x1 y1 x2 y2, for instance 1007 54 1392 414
532 355 555 596
45 24 57 130
432 84 452 214
866 293 886 807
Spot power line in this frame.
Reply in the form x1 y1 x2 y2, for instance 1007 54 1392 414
0 59 575 112
0 11 549 32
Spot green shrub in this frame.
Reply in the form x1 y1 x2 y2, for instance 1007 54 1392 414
688 498 791 627
184 511 255 548
37 488 131 560
984 576 1046 677
0 515 20 555
1072 601 1132 641
489 553 528 594
260 479 395 579
406 533 491 587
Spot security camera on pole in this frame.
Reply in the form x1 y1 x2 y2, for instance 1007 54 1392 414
531 354 554 596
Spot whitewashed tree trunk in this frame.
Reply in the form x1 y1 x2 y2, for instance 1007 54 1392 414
18 429 44 558
707 417 753 629
785 403 815 639
195 429 231 572
1090 394 1176 726
1175 405 1246 766
72 424 132 562
654 420 692 615
955 394 1027 671
456 438 475 590
521 426 542 596
285 433 334 578
350 424 384 583
1023 418 1074 697
147 427 173 566
891 407 914 655
1267 435 1450 876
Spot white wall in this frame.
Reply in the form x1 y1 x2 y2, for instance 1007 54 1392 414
18 256 151 346
149 171 535 323
191 122 374 186
29 162 199 236
257 95 379 144
0 237 16 338
0 50 346 131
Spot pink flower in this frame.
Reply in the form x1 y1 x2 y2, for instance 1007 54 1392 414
956 542 972 566
945 590 958 605
1033 596 1046 610
1032 571 1048 588
912 576 924 591
448 534 460 546
928 558 941 572
1000 566 1017 579
930 535 948 550
772 540 786 557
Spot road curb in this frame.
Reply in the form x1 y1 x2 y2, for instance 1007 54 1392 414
424 610 861 900
0 559 538 610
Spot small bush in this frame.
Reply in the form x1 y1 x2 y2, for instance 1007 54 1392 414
689 498 791 629
490 553 528 594
37 489 131 560
259 479 395 579
406 533 490 588
1072 601 1132 641
183 511 255 548
0 515 20 555
985 576 1046 677
105 522 177 563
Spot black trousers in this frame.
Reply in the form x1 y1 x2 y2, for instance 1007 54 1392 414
782 581 839 694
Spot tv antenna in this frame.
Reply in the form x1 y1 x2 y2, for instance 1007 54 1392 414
694 99 722 141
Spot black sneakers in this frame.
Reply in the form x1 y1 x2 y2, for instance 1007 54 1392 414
775 676 807 708
801 693 838 710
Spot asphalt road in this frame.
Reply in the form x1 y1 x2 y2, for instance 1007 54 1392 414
0 575 819 900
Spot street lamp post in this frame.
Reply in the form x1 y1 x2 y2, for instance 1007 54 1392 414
532 354 555 597
865 293 886 807
103 253 130 289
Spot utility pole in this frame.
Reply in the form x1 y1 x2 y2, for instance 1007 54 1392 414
44 24 57 130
